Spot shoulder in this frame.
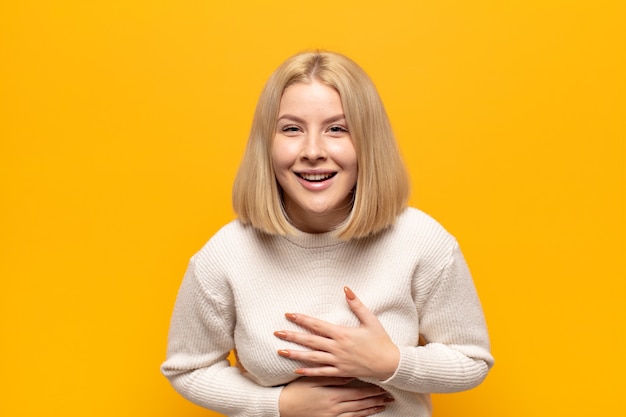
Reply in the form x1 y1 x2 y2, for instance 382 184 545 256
366 207 460 267
188 219 268 276
196 218 266 253
393 207 457 245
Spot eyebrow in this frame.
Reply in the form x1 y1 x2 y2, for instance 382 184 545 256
276 114 347 124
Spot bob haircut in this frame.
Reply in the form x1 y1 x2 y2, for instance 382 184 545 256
232 51 410 239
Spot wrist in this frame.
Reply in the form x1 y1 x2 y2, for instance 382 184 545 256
376 345 400 380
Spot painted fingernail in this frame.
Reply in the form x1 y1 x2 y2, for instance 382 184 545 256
294 369 305 375
344 286 356 300
384 397 395 403
278 350 290 358
274 331 287 339
285 313 297 321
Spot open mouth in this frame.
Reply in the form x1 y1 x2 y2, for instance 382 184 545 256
296 172 337 182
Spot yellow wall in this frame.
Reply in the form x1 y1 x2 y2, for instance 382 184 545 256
1 1 624 416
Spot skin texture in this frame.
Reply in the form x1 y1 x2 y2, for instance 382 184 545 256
279 377 392 417
276 288 401 417
271 80 358 234
275 287 400 381
272 82 400 416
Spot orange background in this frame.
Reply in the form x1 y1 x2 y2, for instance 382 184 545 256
1 1 624 416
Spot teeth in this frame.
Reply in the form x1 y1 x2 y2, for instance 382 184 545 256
299 173 334 182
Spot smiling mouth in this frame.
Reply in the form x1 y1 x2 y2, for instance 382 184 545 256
296 172 337 182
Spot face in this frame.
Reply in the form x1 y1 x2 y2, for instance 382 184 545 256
272 80 358 233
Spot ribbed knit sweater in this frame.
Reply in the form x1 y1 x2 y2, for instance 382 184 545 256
161 207 494 416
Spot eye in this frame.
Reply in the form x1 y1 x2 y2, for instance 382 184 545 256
328 125 349 135
280 125 301 135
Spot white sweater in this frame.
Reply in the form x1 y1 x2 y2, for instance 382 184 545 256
161 207 494 416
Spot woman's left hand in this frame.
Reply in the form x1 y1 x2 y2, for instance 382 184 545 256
274 287 400 381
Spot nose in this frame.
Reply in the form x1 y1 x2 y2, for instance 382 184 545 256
301 132 326 161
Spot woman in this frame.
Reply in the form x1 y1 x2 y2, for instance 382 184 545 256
161 51 494 417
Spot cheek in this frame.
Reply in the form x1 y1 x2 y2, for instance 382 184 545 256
270 154 284 174
270 145 293 184
331 143 358 173
270 141 284 169
271 139 300 170
345 150 358 187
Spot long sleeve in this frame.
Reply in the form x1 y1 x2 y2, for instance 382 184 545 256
161 258 283 417
161 211 493 416
381 242 494 393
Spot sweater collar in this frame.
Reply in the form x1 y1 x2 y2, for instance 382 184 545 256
281 229 347 249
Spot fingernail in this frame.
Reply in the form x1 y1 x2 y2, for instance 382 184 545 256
274 331 287 339
285 313 297 321
384 397 395 403
343 286 356 300
294 369 305 375
278 350 290 358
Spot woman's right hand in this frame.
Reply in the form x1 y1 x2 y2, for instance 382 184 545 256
279 377 392 417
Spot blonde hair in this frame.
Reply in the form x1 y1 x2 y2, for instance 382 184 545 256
232 51 410 239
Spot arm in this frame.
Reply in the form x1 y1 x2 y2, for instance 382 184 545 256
385 242 494 392
273 243 494 394
162 259 393 417
161 258 283 417
279 377 393 417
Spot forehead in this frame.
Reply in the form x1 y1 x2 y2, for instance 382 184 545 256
279 81 344 113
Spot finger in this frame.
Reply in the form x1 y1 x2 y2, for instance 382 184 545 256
345 405 387 417
336 393 392 416
343 286 380 327
305 376 355 387
294 365 343 377
274 329 335 352
284 312 341 338
278 348 336 366
333 386 389 401
290 376 355 387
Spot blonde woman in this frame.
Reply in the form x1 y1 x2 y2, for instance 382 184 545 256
161 51 494 417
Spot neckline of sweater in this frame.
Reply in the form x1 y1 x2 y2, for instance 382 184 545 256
281 229 347 249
